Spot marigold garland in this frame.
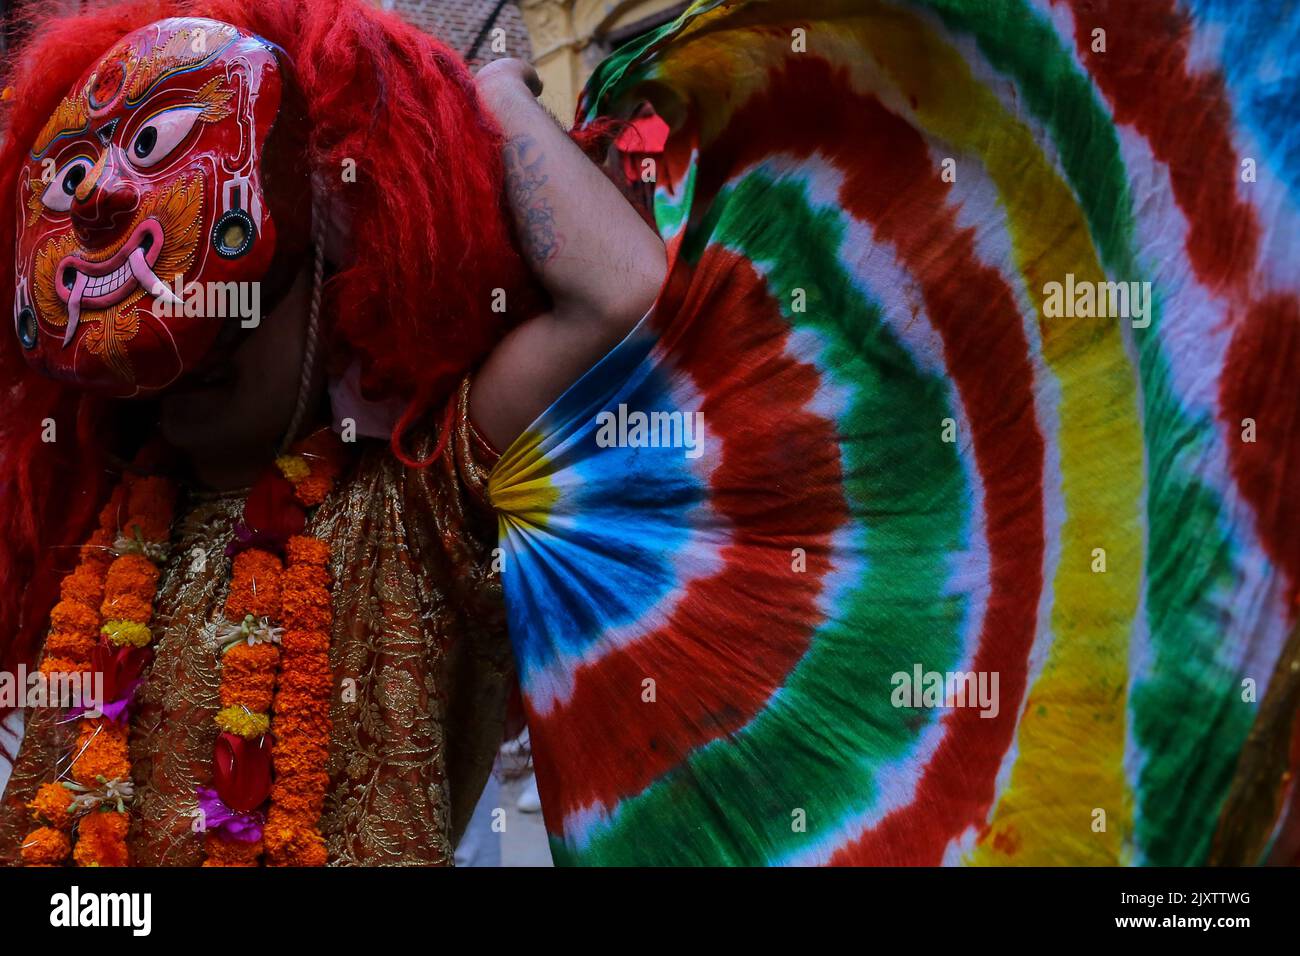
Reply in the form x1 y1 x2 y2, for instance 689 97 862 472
37 656 91 680
44 628 98 661
201 547 282 867
73 476 172 866
263 459 338 866
21 467 175 868
24 429 347 868
203 428 345 867
20 484 121 865
72 718 130 784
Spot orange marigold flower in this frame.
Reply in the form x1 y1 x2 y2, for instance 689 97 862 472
294 840 329 867
99 591 153 624
264 821 327 867
288 563 330 592
79 716 129 743
279 627 331 657
49 600 100 639
72 810 130 867
292 474 333 507
225 549 282 619
280 582 330 632
45 629 97 662
59 567 105 607
103 554 160 604
202 834 263 867
285 535 331 569
276 657 332 697
219 642 279 712
29 782 73 830
73 718 130 786
39 656 91 679
270 754 331 796
21 826 70 865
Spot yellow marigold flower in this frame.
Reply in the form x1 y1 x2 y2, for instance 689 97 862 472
101 619 151 648
214 705 270 739
275 454 311 483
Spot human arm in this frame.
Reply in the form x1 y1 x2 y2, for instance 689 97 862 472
469 59 667 452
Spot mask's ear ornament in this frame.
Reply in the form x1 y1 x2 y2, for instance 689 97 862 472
213 187 257 260
15 305 37 351
12 16 311 396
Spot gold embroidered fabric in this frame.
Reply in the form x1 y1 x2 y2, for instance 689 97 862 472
0 379 511 866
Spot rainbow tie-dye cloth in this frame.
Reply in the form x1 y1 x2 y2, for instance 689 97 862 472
487 0 1300 865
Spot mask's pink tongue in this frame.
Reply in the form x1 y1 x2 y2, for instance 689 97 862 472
62 270 89 348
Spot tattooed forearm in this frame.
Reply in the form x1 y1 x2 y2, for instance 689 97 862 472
471 59 667 450
502 133 565 266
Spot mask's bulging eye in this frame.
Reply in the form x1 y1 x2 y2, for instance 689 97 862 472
128 106 204 169
133 126 157 158
39 158 94 213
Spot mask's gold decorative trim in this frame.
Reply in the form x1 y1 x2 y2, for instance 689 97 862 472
124 25 239 105
31 86 90 158
194 76 235 123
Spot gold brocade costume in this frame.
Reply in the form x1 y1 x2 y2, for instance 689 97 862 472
0 383 512 865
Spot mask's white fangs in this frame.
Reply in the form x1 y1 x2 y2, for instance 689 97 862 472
63 270 89 347
56 218 179 348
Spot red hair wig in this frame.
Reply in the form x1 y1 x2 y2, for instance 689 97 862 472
0 0 543 699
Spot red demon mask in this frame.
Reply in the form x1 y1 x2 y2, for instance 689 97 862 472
12 17 310 396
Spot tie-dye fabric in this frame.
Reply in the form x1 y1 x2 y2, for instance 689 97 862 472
487 0 1300 865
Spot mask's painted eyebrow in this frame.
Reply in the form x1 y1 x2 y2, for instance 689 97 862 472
31 90 91 160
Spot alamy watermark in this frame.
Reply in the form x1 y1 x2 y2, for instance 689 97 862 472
595 403 705 459
50 886 151 936
0 665 103 716
150 275 261 328
1042 273 1151 329
891 664 1000 719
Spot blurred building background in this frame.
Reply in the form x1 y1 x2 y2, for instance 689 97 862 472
381 0 534 69
381 0 689 118
1 0 689 119
509 1 687 118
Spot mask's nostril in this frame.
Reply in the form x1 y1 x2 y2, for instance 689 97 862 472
62 266 78 290
139 231 154 253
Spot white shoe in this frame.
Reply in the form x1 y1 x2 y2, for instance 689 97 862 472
517 774 542 813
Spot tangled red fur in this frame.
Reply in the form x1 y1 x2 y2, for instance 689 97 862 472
0 0 546 704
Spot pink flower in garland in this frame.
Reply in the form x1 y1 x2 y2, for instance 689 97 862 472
68 644 149 723
196 786 265 843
